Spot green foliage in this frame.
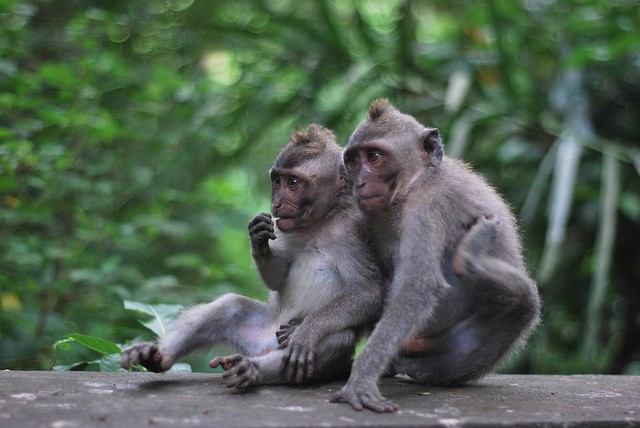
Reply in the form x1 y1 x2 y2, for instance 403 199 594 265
1 0 639 375
52 300 190 372
123 300 183 337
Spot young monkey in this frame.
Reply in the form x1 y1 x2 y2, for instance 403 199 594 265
121 124 383 389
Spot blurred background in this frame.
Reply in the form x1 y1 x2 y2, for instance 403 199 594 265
1 0 639 374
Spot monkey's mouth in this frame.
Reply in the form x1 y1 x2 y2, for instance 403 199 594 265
357 194 384 211
275 216 297 231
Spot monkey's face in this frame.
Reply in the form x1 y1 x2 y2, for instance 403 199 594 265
270 167 331 232
343 143 397 213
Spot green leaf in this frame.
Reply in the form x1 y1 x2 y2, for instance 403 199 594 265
52 338 74 351
100 353 125 372
124 300 183 337
66 333 122 355
168 363 192 373
52 361 89 371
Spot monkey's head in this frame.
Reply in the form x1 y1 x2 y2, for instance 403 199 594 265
343 99 443 213
269 124 347 232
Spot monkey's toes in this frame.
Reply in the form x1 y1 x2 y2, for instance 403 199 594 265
121 343 168 372
209 356 236 370
214 355 259 390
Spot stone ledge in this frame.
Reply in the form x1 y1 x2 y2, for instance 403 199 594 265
1 371 638 427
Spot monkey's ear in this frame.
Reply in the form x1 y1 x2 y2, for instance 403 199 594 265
421 128 443 167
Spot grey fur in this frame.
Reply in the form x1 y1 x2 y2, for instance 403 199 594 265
332 100 541 412
121 124 383 389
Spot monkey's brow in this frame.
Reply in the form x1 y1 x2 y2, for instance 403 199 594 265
270 170 307 184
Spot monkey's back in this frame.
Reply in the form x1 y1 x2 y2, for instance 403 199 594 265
402 157 526 271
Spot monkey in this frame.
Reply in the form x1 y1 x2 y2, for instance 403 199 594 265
329 99 541 412
121 123 383 390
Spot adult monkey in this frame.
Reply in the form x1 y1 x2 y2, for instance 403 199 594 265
331 99 541 412
121 124 382 389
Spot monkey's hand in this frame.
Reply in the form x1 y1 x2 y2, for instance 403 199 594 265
248 212 277 257
209 354 260 391
120 342 172 373
278 325 315 384
275 319 301 346
330 377 399 413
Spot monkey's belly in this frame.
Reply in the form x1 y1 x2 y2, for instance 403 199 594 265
278 255 341 323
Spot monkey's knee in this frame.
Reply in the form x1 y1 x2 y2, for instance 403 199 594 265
212 292 248 309
453 217 500 277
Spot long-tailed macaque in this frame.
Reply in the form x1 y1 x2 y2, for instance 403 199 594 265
121 124 382 389
331 100 541 412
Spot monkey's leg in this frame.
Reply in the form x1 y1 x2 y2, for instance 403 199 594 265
395 219 540 385
211 330 355 390
280 328 356 384
122 293 278 372
392 301 533 386
453 215 540 317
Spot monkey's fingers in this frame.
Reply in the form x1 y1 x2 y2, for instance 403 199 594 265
248 215 275 230
302 351 314 383
288 349 314 384
294 350 307 384
248 212 272 228
250 228 277 241
283 346 300 381
277 337 289 349
276 326 293 347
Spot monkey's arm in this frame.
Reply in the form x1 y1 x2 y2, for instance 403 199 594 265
249 212 290 290
332 231 447 412
252 252 291 291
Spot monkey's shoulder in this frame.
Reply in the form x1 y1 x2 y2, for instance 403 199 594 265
409 159 513 216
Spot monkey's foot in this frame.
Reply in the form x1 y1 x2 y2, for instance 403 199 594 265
453 215 500 276
209 354 260 390
330 378 399 413
120 342 172 373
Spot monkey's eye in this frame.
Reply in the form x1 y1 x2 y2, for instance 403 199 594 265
345 154 358 168
287 177 299 190
366 151 382 163
272 177 281 188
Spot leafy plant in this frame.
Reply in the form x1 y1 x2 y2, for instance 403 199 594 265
52 300 191 372
2 0 639 375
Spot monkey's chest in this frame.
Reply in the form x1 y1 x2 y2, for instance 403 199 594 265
277 252 341 321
